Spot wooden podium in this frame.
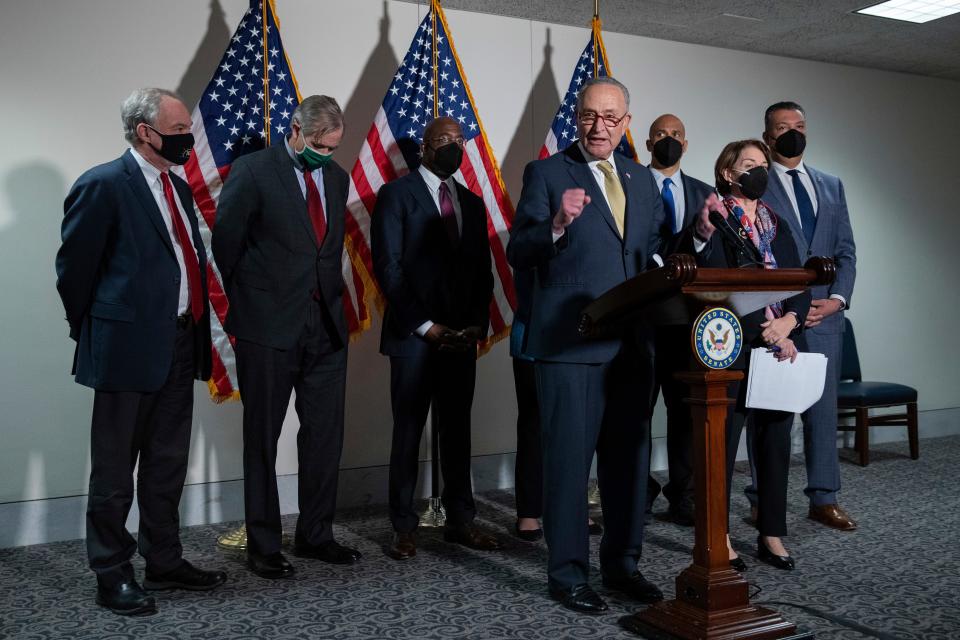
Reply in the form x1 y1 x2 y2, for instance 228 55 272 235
578 254 836 640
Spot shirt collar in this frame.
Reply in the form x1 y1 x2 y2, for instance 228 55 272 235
418 163 453 193
649 166 680 190
130 146 163 185
773 159 807 177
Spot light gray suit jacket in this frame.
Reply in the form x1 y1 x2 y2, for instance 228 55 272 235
762 164 856 336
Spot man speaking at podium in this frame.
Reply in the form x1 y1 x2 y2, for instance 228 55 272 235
507 77 667 614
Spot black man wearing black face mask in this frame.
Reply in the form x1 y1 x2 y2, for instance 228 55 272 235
642 114 714 527
371 117 499 561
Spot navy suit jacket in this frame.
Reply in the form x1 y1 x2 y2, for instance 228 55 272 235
507 144 666 364
371 170 493 357
762 164 856 335
55 149 212 392
649 170 714 326
212 143 350 350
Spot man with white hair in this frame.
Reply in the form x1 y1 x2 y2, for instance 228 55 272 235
56 87 227 617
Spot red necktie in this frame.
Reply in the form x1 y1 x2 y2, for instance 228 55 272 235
160 172 204 323
438 182 459 245
303 169 327 246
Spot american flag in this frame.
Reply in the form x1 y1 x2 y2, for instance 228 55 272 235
344 2 516 350
177 0 370 401
539 17 637 160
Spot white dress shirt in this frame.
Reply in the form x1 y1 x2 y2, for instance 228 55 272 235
130 147 199 316
414 164 464 336
772 160 818 218
649 166 685 234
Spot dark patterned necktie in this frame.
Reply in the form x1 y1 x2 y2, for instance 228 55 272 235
787 169 816 246
438 181 460 245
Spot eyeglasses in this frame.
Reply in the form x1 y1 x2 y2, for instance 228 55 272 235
577 111 627 128
428 135 466 147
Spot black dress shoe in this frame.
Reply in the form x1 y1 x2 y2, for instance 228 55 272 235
588 520 603 536
293 540 362 564
388 532 417 560
247 551 295 579
602 571 664 604
549 583 609 614
514 522 543 542
144 560 227 591
757 536 795 570
729 556 748 572
96 580 158 616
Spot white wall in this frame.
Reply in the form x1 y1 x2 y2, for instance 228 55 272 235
1 0 957 505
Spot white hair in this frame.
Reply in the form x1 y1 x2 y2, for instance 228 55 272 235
121 88 182 144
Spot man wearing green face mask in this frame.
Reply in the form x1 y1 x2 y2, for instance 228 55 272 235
213 95 360 579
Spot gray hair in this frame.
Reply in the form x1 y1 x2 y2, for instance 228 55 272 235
291 95 344 137
575 76 630 112
121 88 182 144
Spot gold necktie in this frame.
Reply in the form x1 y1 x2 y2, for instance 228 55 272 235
597 160 625 236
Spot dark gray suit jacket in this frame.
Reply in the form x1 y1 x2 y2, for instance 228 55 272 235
762 164 856 336
212 143 349 350
507 144 666 364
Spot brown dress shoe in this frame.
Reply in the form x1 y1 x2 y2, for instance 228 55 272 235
808 504 857 531
389 532 417 560
443 525 503 551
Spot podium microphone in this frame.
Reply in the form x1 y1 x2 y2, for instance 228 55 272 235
708 210 764 266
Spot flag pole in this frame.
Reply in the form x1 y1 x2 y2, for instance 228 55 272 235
420 0 447 530
262 0 271 145
592 0 600 76
431 0 439 119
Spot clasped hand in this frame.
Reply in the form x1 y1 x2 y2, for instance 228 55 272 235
425 323 482 352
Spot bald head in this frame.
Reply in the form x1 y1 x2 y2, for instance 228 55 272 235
424 116 460 142
421 117 465 179
646 113 688 173
648 114 685 140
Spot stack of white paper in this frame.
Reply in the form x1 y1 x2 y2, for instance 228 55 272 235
745 350 828 413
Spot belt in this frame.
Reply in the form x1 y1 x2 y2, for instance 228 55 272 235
176 312 193 329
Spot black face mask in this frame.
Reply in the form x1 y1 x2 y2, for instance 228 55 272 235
733 166 769 201
773 129 806 158
428 142 464 179
651 136 683 167
146 125 194 165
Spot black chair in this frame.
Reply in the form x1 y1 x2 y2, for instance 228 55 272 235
837 318 918 466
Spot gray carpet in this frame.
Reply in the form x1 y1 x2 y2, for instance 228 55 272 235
2 436 959 639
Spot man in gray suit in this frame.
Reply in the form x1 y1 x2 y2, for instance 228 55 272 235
749 101 858 531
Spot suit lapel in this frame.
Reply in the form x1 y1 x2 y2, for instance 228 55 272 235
679 172 699 230
564 146 621 240
805 165 827 249
321 163 343 251
765 170 806 252
122 150 175 258
272 144 318 248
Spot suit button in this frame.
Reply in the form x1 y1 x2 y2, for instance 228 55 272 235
169 313 175 320
174 277 180 285
624 249 632 255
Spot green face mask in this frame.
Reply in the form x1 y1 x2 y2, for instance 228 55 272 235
298 142 333 171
